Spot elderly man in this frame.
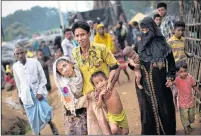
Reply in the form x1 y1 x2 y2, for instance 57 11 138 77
157 2 175 41
72 21 121 135
12 44 58 135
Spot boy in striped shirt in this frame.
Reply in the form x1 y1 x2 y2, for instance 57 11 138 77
168 21 186 111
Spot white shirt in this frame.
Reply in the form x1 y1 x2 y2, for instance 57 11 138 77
13 58 48 105
61 38 75 60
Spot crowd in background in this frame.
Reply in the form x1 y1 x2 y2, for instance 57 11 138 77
2 2 201 135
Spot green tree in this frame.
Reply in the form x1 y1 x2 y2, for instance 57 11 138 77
4 22 30 41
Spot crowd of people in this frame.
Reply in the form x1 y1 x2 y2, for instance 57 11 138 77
5 2 201 135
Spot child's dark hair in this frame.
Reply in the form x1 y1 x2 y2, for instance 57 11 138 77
71 21 90 34
157 2 167 9
90 71 108 86
153 14 161 20
176 61 188 72
37 49 43 54
174 21 185 29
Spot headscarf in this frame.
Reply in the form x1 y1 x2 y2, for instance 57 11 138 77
138 17 172 62
53 56 84 115
94 24 115 53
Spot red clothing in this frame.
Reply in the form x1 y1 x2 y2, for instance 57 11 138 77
175 74 196 108
5 75 15 86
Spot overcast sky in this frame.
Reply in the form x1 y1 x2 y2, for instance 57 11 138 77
2 1 94 17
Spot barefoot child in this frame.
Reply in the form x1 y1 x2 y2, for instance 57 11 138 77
168 61 201 135
90 71 129 135
123 46 143 89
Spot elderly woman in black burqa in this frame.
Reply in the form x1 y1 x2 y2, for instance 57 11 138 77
129 17 176 135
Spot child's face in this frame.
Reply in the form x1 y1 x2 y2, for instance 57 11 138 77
57 60 74 77
154 17 162 26
178 67 188 79
174 27 185 38
92 75 107 90
37 51 43 58
55 49 63 58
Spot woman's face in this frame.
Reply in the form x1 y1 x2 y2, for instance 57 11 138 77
140 28 149 34
57 60 74 77
98 27 104 36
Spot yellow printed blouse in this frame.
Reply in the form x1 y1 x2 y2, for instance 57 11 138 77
72 42 119 95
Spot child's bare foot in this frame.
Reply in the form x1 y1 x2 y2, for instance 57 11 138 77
187 125 194 132
184 127 190 135
138 85 143 89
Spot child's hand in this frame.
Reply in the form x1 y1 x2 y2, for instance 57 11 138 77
166 79 173 87
100 89 107 96
86 93 92 100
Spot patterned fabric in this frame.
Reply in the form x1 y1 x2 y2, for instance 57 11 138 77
107 110 129 128
23 91 53 135
160 15 175 41
179 107 195 127
63 108 87 135
53 56 85 115
175 74 196 108
168 35 186 63
72 42 119 95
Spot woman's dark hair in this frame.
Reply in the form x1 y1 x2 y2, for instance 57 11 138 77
71 21 90 34
157 2 167 9
174 21 185 29
153 14 161 20
176 61 188 72
63 28 72 34
90 71 108 86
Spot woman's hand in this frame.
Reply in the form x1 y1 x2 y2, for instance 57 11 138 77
133 56 140 64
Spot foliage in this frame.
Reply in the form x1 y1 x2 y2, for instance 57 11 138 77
2 6 67 41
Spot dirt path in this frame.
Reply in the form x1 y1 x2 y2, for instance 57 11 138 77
2 69 201 135
41 70 201 135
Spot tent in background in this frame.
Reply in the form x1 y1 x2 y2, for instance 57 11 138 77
129 12 145 24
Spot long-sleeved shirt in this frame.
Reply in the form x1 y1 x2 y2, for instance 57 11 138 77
13 58 48 105
61 38 75 60
160 15 175 41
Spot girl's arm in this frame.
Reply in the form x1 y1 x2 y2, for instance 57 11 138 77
193 86 201 97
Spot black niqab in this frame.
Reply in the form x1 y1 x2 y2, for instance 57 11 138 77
138 17 172 62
